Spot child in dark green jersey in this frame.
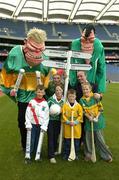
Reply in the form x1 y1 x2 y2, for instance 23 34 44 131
80 82 112 163
47 85 64 163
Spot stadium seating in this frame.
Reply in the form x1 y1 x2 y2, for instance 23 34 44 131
106 64 119 82
104 24 119 40
54 23 81 39
0 18 119 82
0 18 119 41
0 18 26 38
26 21 53 39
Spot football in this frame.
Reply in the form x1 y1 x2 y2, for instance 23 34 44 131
49 104 61 116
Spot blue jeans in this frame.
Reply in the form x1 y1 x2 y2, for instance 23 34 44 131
63 138 80 159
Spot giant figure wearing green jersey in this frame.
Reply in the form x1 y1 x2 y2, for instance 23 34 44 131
0 28 50 151
69 24 106 95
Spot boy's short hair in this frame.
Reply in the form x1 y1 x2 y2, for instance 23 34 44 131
77 70 86 76
67 89 76 95
36 84 45 91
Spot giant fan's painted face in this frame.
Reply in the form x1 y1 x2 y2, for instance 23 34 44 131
81 29 95 44
23 38 45 66
81 30 95 64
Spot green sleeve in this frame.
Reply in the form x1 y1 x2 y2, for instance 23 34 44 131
48 97 52 107
95 47 106 93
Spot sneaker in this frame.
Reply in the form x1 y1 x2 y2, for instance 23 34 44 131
54 152 59 155
105 157 113 163
50 158 57 164
35 158 42 162
75 156 79 160
84 156 91 162
62 155 68 160
25 158 31 164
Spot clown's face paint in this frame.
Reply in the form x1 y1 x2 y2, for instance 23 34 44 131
23 38 45 66
81 30 95 64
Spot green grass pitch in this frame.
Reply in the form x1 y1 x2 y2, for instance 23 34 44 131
0 83 119 180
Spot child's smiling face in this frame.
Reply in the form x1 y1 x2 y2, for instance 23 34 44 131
36 89 45 99
55 86 63 99
82 84 91 98
68 94 76 104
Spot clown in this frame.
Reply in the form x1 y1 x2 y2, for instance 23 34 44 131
0 28 51 151
69 24 106 96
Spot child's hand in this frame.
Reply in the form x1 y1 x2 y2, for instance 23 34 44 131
94 93 101 100
25 122 32 129
10 89 17 96
70 122 75 126
93 117 98 122
88 115 94 122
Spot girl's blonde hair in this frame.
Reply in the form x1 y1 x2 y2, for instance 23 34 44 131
81 82 92 90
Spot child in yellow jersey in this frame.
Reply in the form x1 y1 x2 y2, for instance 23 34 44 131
79 82 112 162
62 89 83 160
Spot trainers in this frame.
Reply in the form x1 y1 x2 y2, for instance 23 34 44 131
75 156 79 160
84 156 91 162
106 157 113 163
25 158 31 164
54 152 59 155
35 158 42 162
63 155 68 160
50 158 57 164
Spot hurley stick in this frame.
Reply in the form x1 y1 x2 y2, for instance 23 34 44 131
68 111 76 161
91 121 96 163
35 130 45 161
25 129 31 159
13 69 25 101
58 51 72 154
14 69 25 92
36 71 43 85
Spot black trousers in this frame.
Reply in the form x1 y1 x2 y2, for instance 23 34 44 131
47 120 61 159
17 102 28 150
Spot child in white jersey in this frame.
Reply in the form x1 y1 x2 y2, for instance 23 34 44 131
25 85 49 162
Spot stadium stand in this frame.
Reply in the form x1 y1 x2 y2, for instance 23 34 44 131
0 19 119 41
0 18 26 38
106 64 119 82
0 19 119 81
26 21 53 39
104 24 119 40
54 23 81 39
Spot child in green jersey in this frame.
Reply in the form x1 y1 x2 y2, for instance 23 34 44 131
80 82 112 163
